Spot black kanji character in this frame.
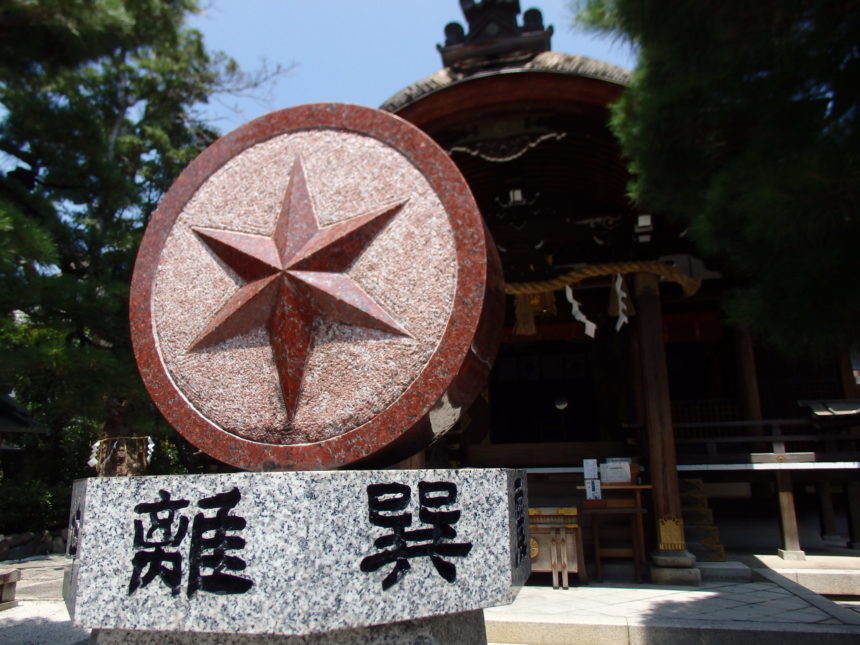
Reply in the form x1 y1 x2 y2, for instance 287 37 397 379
360 481 472 590
513 477 527 567
187 486 253 597
129 489 190 596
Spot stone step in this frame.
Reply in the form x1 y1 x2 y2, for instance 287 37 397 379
697 561 751 581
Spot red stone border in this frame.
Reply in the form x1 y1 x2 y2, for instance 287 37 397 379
130 104 498 471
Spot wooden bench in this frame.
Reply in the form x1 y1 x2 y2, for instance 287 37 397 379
0 569 21 610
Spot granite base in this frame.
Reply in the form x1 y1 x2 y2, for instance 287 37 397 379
650 550 697 568
650 565 702 586
90 609 486 645
778 549 807 561
66 469 529 636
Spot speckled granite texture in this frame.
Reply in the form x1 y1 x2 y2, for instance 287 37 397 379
130 104 504 472
65 469 529 636
151 130 456 445
90 609 485 644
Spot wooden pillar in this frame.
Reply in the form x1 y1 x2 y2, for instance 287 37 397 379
839 351 859 399
817 481 843 544
735 327 763 423
629 327 649 451
776 471 805 559
847 481 860 550
735 326 773 501
839 356 860 550
633 274 687 555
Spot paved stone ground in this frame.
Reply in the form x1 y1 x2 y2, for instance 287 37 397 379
0 555 88 645
486 581 859 626
2 554 860 644
485 558 860 644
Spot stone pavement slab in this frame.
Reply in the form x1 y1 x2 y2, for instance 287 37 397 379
4 554 860 644
0 600 88 645
485 579 860 644
4 555 66 601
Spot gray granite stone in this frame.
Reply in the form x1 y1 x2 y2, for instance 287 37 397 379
651 549 697 568
65 469 529 636
696 561 752 583
650 565 702 586
90 609 486 644
777 549 807 561
63 472 89 618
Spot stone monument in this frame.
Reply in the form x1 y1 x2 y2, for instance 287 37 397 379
64 104 527 644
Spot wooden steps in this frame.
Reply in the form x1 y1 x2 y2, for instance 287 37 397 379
680 478 727 562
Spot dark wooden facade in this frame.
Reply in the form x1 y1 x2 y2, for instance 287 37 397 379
386 2 860 565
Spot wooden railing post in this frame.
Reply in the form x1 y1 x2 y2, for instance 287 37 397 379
847 481 860 550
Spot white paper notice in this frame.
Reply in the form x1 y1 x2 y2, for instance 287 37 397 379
600 461 632 483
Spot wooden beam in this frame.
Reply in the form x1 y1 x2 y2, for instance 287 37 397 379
466 441 628 468
750 452 816 463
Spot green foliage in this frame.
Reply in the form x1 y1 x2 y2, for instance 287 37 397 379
572 1 860 353
0 0 197 75
148 438 190 476
0 479 71 532
0 0 275 491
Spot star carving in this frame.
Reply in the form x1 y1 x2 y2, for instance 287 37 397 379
190 157 410 419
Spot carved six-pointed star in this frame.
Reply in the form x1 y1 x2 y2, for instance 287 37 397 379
189 157 412 419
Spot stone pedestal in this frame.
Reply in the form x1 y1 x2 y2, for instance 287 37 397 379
778 549 807 561
650 550 701 586
91 610 486 644
650 565 702 586
65 469 529 642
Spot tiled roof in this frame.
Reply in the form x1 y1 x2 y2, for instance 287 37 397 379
380 51 631 113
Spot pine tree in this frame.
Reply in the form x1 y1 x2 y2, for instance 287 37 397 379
0 1 278 489
572 0 860 354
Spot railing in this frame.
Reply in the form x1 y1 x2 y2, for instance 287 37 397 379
673 418 860 464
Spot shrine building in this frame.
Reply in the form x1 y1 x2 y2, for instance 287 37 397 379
381 0 860 582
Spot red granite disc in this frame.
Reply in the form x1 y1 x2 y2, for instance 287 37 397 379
130 103 503 471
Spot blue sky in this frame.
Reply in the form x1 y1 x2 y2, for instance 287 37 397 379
189 0 636 134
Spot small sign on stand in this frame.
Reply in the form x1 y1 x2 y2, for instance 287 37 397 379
585 478 602 500
583 458 599 481
583 459 602 502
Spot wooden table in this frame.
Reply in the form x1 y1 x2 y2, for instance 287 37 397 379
578 484 651 582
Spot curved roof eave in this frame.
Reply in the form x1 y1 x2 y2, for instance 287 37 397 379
380 51 632 114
